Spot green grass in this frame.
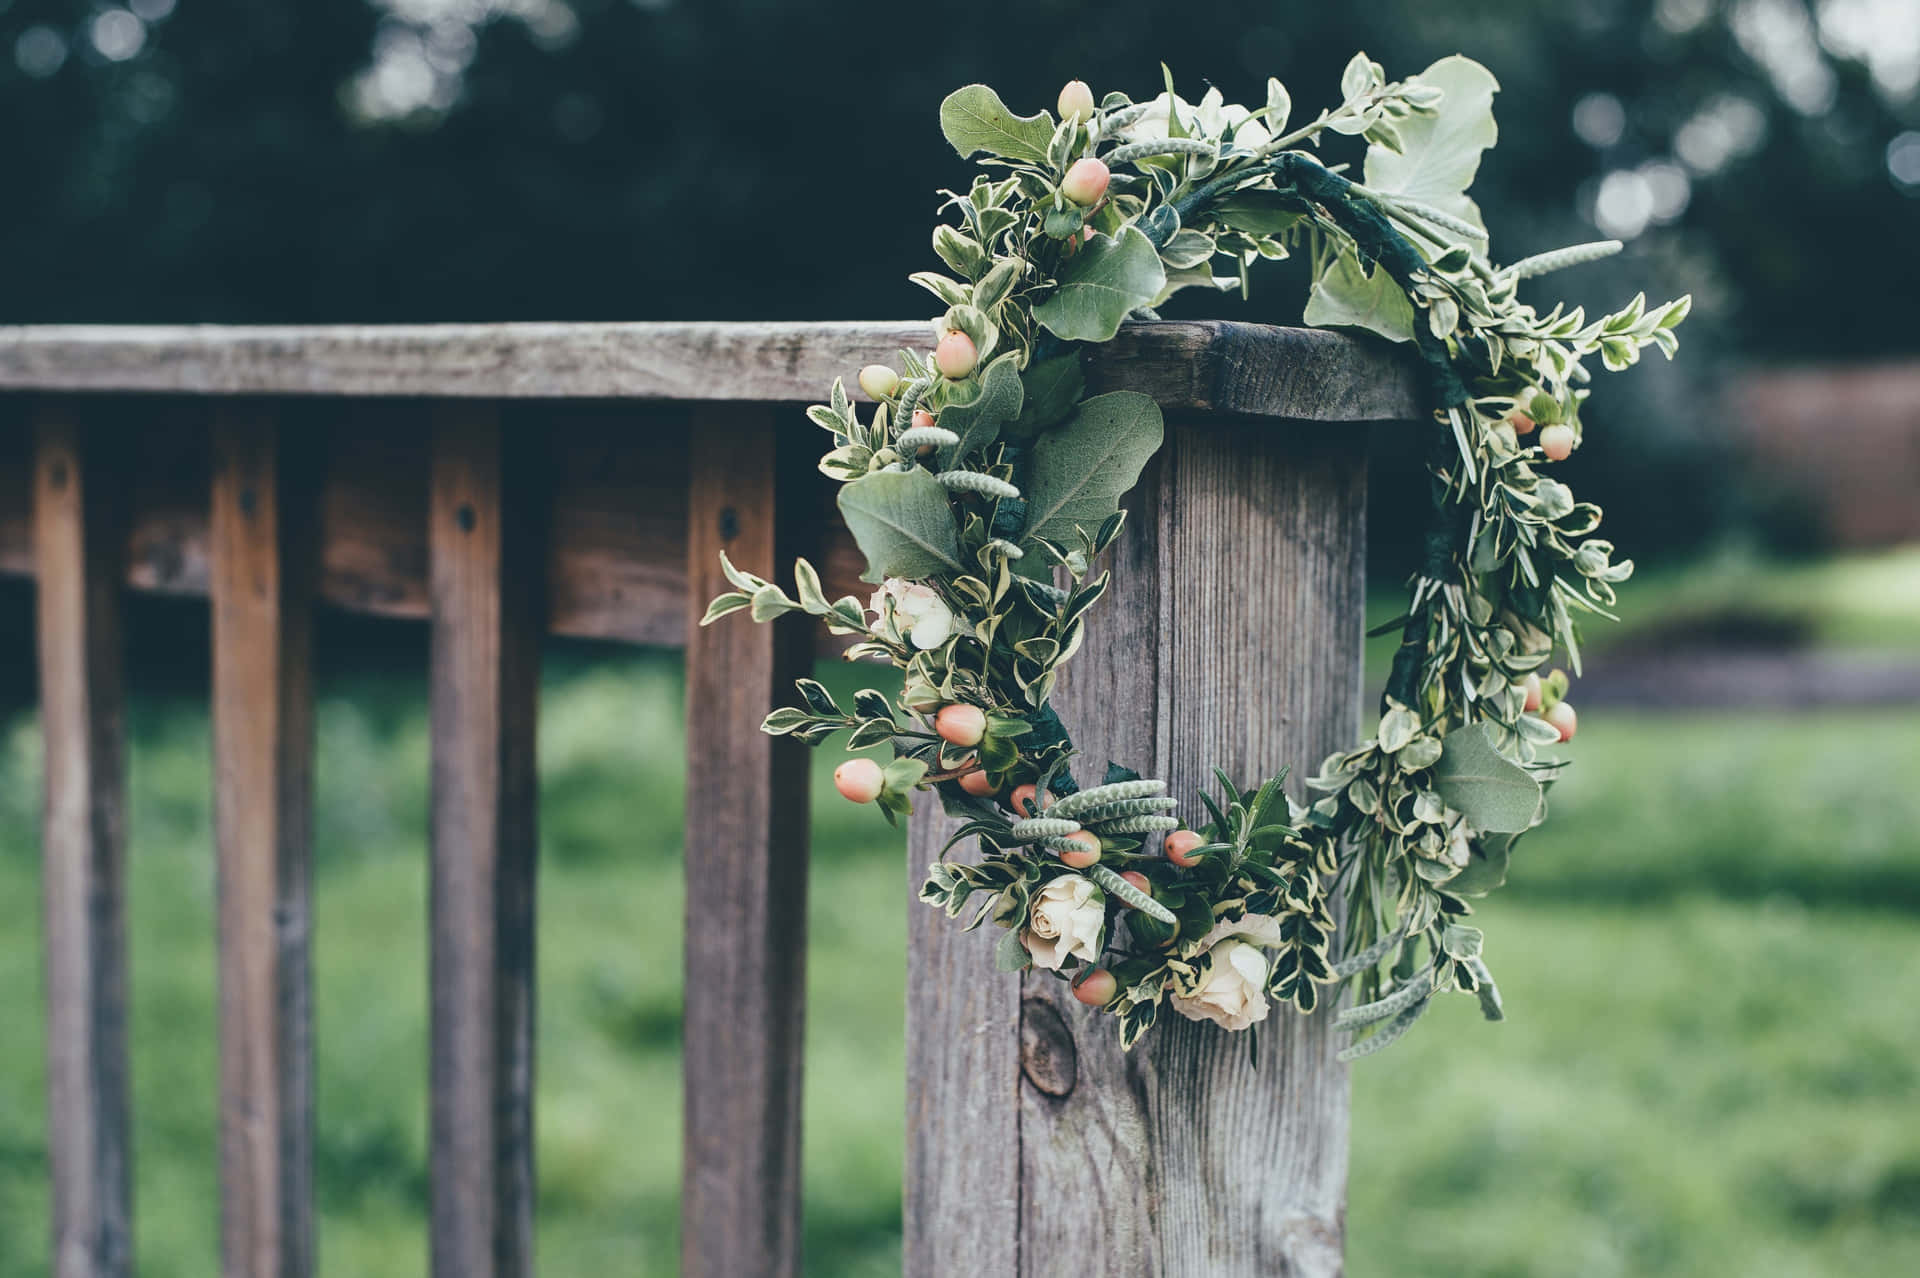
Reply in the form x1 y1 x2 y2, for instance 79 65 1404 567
0 652 1916 1276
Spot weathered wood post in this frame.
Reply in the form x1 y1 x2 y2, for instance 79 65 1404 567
907 346 1386 1275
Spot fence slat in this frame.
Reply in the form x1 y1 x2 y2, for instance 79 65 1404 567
907 417 1369 1277
33 408 134 1278
681 405 813 1278
209 408 315 1278
427 409 542 1278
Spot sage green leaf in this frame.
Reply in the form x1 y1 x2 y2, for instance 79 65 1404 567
994 925 1032 971
1447 829 1516 895
1431 723 1542 834
1211 190 1304 237
1362 55 1499 231
937 352 1025 468
1020 391 1165 552
1032 226 1168 343
939 84 1054 164
1008 353 1086 439
1304 249 1416 343
836 467 966 583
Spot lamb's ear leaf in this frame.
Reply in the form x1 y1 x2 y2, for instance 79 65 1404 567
836 468 966 584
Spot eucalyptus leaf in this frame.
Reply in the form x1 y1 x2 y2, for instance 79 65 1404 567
1304 249 1416 343
1019 391 1165 552
1009 353 1086 438
836 467 966 583
939 85 1055 164
937 352 1025 467
1032 226 1168 342
1362 55 1499 232
1431 723 1542 834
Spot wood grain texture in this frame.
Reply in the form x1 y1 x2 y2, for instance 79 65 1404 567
0 322 1419 420
32 407 134 1278
904 816 1022 1278
0 404 780 650
427 410 543 1278
906 418 1370 1277
681 405 814 1278
209 408 316 1278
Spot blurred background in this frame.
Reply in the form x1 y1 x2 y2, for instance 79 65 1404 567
1 0 1917 1274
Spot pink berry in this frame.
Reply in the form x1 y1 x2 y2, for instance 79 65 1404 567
834 758 884 804
958 768 996 797
1164 829 1205 868
1546 700 1578 742
1057 80 1096 124
935 704 987 747
1539 424 1575 461
934 331 978 379
1072 967 1117 1006
1008 784 1045 818
1060 157 1110 207
911 408 937 431
1507 410 1536 436
857 364 899 400
1058 831 1101 869
1522 673 1542 713
1119 870 1152 898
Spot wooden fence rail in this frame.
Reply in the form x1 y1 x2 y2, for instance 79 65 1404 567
0 321 1418 1277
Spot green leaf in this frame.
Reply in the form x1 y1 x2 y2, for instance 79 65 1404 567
1362 55 1500 232
1008 353 1086 439
939 85 1055 164
1019 391 1165 552
1431 723 1542 834
1447 830 1516 895
1031 226 1168 343
994 925 1032 971
836 468 966 584
937 352 1025 468
1210 190 1304 237
1304 249 1416 343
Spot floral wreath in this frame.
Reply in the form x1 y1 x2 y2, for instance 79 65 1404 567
704 56 1688 1057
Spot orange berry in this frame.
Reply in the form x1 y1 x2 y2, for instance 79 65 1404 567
911 408 937 431
935 704 987 747
1546 700 1578 742
1507 409 1536 436
1164 829 1206 868
833 758 884 804
1539 424 1575 461
1072 967 1117 1006
1119 870 1152 898
1008 784 1044 818
934 330 978 379
957 768 996 797
1061 157 1110 206
1057 831 1101 869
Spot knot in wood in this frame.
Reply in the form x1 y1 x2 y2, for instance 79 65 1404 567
1019 996 1078 1098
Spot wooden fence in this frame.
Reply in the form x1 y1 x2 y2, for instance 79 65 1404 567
0 320 1419 1277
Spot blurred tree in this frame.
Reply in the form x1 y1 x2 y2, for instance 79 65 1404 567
2 0 1914 555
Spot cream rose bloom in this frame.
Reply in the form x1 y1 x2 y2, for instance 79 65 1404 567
1117 87 1272 150
1170 939 1271 1032
1021 875 1105 971
868 578 955 650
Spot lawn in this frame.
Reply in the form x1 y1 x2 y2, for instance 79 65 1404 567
0 650 1915 1276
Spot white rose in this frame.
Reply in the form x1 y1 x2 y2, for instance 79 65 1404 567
1170 939 1271 1032
1118 87 1271 150
1021 874 1105 971
867 578 956 650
